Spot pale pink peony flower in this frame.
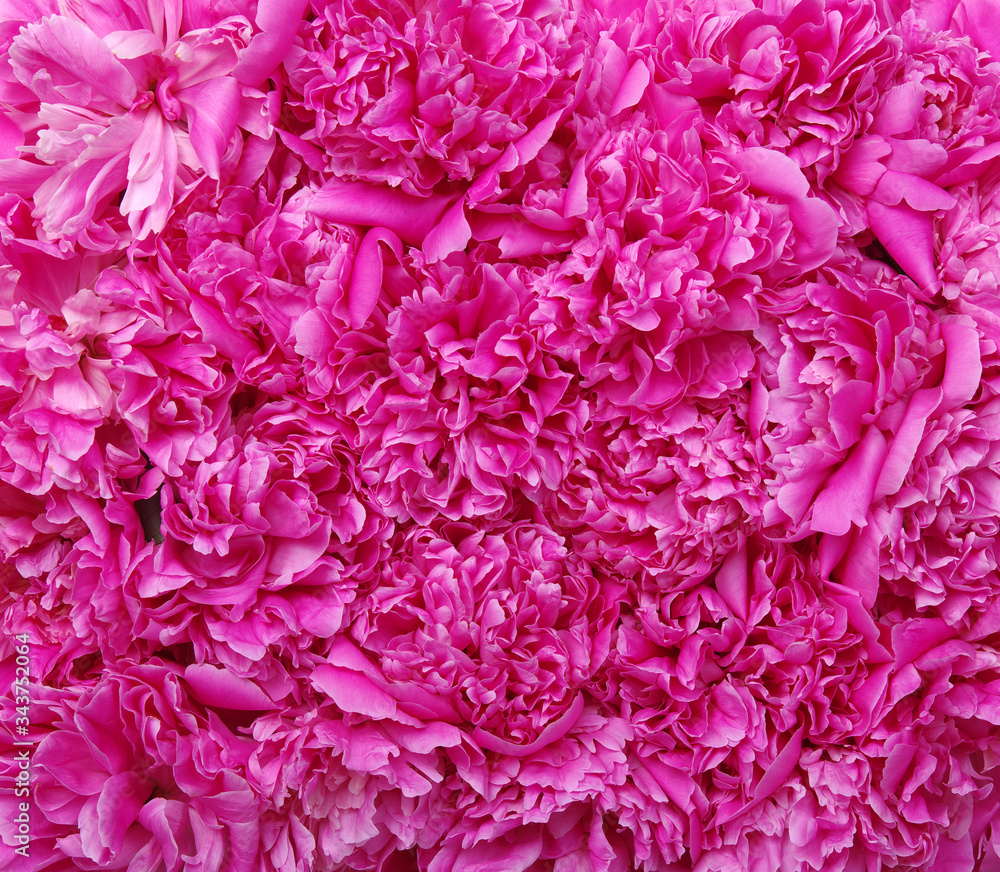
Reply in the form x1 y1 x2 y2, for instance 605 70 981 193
0 0 296 249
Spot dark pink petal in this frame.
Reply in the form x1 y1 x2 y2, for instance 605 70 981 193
309 178 452 245
184 663 273 710
867 201 938 289
348 228 403 328
812 426 888 536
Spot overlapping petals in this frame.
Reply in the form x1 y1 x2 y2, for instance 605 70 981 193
5 1 1000 871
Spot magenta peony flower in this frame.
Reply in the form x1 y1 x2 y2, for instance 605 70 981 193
656 0 900 188
286 0 588 196
343 258 586 523
11 661 261 871
152 162 363 398
357 520 622 749
130 397 386 682
249 690 463 872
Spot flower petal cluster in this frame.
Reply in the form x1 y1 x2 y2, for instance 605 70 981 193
5 1 1000 871
286 0 587 195
4 661 260 871
0 0 277 249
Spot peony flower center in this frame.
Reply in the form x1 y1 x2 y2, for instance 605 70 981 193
155 70 183 121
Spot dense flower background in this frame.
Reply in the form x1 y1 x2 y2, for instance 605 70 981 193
4 0 1000 868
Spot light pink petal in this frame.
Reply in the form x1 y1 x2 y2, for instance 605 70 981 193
840 521 882 608
610 59 651 116
829 379 872 450
12 15 137 107
121 108 177 238
873 387 941 501
753 725 804 804
940 320 982 408
714 546 748 620
953 0 1000 60
472 693 583 756
176 76 240 179
835 136 890 196
311 664 399 720
429 834 543 872
732 146 838 270
424 198 472 263
96 771 149 855
871 82 925 136
873 169 957 212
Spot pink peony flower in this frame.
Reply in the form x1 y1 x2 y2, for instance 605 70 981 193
249 690 463 872
757 250 991 617
543 391 764 590
130 397 385 682
656 0 900 189
11 661 261 871
357 519 622 750
0 0 294 249
344 257 586 523
152 159 362 398
286 0 588 196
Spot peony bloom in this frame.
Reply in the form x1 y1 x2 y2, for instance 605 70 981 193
152 161 362 398
0 0 294 249
131 397 386 683
343 257 586 523
286 0 588 196
757 250 991 617
656 0 900 189
357 519 622 749
543 391 764 590
12 661 261 871
514 96 836 428
249 689 463 872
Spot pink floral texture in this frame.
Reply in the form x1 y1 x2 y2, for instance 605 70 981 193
5 0 1000 870
128 398 385 685
340 259 586 523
